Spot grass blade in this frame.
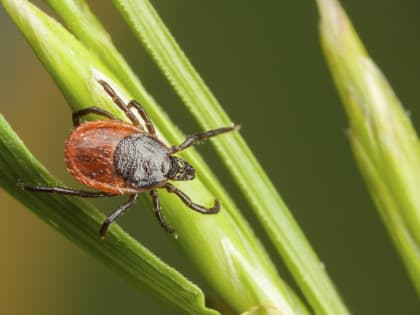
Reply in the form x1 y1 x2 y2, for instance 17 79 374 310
316 0 420 295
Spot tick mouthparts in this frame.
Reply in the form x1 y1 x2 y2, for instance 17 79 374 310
168 156 196 181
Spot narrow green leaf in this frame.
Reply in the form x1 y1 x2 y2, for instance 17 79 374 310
2 0 310 313
111 0 350 314
0 113 219 315
316 0 420 295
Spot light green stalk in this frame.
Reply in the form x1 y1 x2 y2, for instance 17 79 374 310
1 0 310 313
316 0 420 295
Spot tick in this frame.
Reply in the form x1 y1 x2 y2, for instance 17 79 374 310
21 80 238 237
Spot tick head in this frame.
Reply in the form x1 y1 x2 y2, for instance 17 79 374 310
167 156 195 181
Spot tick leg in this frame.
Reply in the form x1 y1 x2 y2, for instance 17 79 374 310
99 194 138 237
20 183 116 197
97 80 141 127
72 106 120 127
169 125 240 154
128 100 156 136
165 183 220 214
150 189 176 234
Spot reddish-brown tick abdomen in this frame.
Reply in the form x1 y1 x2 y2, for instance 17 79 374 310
65 120 144 194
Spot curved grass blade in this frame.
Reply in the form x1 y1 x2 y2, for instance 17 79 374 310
316 0 420 295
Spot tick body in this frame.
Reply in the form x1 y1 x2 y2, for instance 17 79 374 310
22 80 238 237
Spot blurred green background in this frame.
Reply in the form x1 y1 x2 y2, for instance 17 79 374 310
1 1 420 314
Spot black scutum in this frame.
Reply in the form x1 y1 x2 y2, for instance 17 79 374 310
114 134 171 188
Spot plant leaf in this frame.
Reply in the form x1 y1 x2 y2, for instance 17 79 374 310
316 0 420 296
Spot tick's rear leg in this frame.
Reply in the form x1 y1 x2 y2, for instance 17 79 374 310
165 183 220 214
99 194 138 237
150 189 176 235
72 107 120 127
20 183 116 197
